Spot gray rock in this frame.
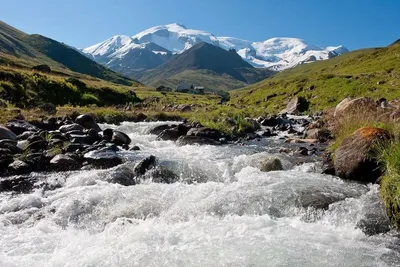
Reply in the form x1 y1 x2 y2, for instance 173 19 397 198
157 128 181 141
59 124 85 134
50 154 80 171
149 124 174 135
107 165 136 186
0 125 17 141
112 131 131 146
177 136 221 146
17 131 36 140
8 160 31 175
130 145 140 151
134 155 156 176
84 147 123 169
256 157 283 172
5 120 40 135
187 127 222 140
75 114 101 132
0 175 37 193
280 96 309 114
144 166 179 184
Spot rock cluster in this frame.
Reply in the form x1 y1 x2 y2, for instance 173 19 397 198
0 114 133 178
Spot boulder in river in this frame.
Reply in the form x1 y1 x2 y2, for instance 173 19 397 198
144 166 179 184
0 175 37 193
8 160 31 175
177 136 221 146
0 125 17 141
75 114 101 132
111 131 131 146
334 127 390 183
157 128 181 141
84 147 124 169
59 124 85 134
50 154 80 171
149 124 175 135
187 127 222 140
133 155 156 176
106 165 136 186
6 120 40 135
255 157 284 172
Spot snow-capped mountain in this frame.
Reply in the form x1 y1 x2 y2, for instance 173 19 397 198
82 23 348 72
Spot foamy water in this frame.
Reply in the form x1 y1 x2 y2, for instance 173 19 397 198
1 121 399 267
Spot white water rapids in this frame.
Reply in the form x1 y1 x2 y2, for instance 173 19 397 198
1 121 400 267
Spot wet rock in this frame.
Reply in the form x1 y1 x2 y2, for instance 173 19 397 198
245 118 261 131
25 153 49 171
157 128 181 141
0 154 14 169
356 214 391 236
17 140 29 151
295 147 309 156
84 147 123 169
102 129 113 142
87 129 100 141
8 160 31 175
0 175 37 193
0 139 18 150
149 124 175 135
70 134 93 145
75 114 101 132
261 129 277 137
0 125 17 141
59 124 85 134
17 131 35 140
107 165 136 186
177 136 221 146
133 155 156 176
296 191 345 210
130 145 140 151
5 120 40 135
334 97 378 117
256 157 284 172
261 116 279 127
111 131 131 146
50 154 80 171
26 140 47 151
280 96 309 114
64 143 84 153
334 127 390 183
144 166 179 184
187 127 222 140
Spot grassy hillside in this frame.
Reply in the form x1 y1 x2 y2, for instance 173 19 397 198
230 41 400 113
0 65 142 107
0 20 139 86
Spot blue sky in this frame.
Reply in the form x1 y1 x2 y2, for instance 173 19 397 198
2 0 399 50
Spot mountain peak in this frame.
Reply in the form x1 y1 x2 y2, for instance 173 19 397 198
167 22 187 29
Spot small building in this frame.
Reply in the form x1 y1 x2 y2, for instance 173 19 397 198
193 86 205 94
175 83 193 93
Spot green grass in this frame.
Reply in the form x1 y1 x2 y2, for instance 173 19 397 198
377 139 400 227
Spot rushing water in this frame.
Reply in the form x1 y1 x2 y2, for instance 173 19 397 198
1 121 400 267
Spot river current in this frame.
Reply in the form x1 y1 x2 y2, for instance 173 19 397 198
1 121 400 267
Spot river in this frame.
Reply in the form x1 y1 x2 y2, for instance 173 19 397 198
1 121 400 267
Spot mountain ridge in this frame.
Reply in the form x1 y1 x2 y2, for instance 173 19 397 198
82 23 349 73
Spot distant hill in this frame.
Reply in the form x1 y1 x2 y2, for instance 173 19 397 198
0 20 139 86
230 40 400 113
137 42 274 92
